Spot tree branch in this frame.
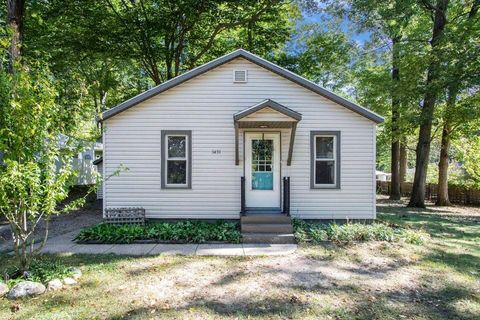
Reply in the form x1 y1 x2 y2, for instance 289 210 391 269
188 1 273 66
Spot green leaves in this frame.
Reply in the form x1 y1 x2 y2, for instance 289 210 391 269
4 257 74 285
0 56 98 272
74 221 242 244
292 218 428 244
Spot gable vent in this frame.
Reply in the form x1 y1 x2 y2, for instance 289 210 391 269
233 70 247 83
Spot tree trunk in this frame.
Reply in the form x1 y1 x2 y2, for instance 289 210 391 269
400 142 407 183
7 0 26 72
436 85 457 206
408 0 450 208
436 121 451 206
390 36 401 200
247 20 254 51
435 1 479 206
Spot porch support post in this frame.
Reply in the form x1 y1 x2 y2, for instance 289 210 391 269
287 122 297 166
235 121 239 165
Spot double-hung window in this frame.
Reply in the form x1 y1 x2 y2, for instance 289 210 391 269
161 130 192 189
311 131 340 189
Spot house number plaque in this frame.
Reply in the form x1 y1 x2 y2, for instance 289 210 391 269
211 149 222 154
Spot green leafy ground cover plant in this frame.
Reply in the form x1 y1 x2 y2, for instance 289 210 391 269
293 219 428 245
3 257 74 288
75 221 241 244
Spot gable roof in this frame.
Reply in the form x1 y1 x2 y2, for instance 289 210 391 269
100 49 384 123
234 99 302 121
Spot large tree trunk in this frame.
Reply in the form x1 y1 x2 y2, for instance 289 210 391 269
436 121 451 206
436 85 457 206
435 1 479 206
7 0 26 71
408 0 450 208
400 142 407 183
390 37 401 200
390 140 401 199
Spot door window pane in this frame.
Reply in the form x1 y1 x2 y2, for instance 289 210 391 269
251 139 273 190
168 136 186 158
315 160 335 184
252 172 274 190
316 136 334 159
167 160 187 184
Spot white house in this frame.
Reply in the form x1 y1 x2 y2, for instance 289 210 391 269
99 49 383 227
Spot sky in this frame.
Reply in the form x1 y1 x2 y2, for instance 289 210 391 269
298 9 372 46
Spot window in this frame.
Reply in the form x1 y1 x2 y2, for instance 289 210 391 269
310 131 340 189
161 130 192 189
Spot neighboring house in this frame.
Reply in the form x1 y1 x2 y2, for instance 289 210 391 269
57 134 102 186
1 134 102 185
376 171 392 182
72 141 103 185
93 157 103 199
98 49 383 223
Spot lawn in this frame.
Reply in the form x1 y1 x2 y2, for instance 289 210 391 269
1 199 479 320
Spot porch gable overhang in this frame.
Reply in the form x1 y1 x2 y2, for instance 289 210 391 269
234 99 301 166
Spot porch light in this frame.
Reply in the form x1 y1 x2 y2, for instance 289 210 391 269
259 125 268 128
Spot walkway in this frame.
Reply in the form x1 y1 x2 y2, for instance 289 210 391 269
4 231 297 256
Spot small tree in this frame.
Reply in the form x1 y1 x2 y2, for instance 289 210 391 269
0 62 91 274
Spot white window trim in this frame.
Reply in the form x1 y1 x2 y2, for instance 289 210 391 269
310 131 341 189
161 130 192 189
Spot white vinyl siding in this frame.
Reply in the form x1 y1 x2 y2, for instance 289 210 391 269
96 162 103 200
103 57 376 219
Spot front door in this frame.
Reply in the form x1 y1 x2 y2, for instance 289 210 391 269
245 132 281 208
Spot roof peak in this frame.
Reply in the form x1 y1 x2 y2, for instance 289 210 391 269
100 49 383 123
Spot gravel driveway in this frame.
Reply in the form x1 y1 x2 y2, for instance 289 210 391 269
0 201 102 252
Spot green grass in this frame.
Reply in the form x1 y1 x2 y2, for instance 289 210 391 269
378 205 480 279
0 201 479 319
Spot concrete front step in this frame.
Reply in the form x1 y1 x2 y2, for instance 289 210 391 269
242 233 296 244
241 223 293 234
241 214 291 224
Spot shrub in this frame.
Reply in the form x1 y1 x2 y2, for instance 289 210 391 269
293 219 427 245
75 221 242 244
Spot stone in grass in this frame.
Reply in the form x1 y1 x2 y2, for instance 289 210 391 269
8 281 46 299
47 279 63 291
0 282 8 297
71 267 82 280
62 277 77 285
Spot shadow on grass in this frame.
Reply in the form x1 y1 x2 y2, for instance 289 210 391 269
380 206 480 278
378 210 480 241
108 296 310 320
349 287 478 320
0 252 154 278
104 277 479 320
424 248 479 277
